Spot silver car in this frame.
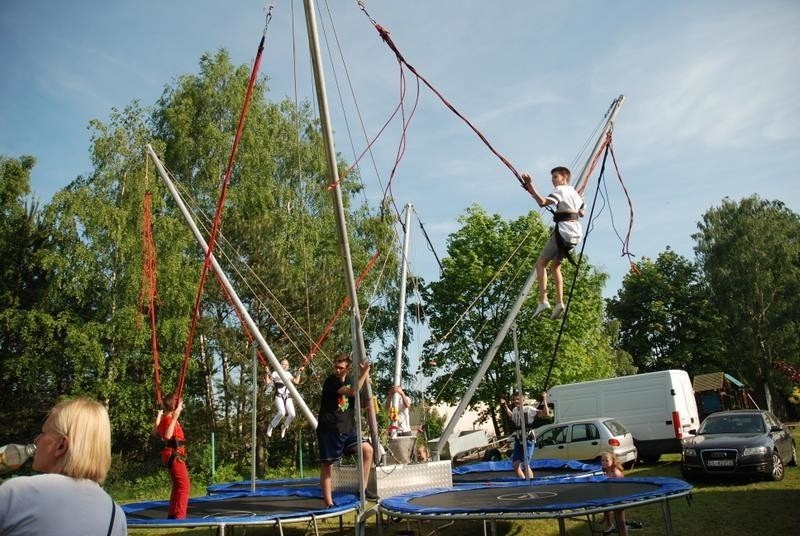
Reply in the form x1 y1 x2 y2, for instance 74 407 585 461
533 417 638 466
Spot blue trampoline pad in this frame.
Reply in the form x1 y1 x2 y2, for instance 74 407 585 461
124 488 358 527
207 477 318 494
452 459 602 484
380 476 692 516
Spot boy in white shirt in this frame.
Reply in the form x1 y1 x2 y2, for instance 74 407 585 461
521 166 584 319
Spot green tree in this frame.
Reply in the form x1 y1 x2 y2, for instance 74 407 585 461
151 50 399 470
1 49 400 473
693 196 800 415
606 248 723 377
0 154 58 441
421 205 616 436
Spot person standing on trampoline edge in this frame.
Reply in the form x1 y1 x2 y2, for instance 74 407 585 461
521 167 584 320
501 391 551 479
317 354 376 507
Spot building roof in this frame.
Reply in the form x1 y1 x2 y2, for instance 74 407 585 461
693 372 746 392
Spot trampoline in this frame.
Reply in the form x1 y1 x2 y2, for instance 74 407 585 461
371 476 692 536
124 488 359 535
207 476 318 494
452 459 602 484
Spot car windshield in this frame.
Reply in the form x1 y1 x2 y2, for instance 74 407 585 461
699 415 765 434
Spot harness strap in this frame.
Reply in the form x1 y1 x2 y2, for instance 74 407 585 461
553 212 579 223
107 496 116 536
553 229 578 267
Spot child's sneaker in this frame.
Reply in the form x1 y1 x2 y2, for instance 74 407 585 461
550 303 565 320
266 426 273 438
533 302 550 318
281 427 287 438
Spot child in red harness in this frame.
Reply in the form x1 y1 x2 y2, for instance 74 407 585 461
521 167 585 320
156 392 190 519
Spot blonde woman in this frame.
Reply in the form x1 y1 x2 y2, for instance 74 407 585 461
0 397 127 535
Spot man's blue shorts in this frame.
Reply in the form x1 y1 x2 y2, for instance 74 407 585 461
512 438 535 463
317 430 361 464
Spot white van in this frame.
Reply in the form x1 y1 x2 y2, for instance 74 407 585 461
548 370 699 463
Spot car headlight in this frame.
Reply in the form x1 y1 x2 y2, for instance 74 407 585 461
743 446 768 456
683 448 696 457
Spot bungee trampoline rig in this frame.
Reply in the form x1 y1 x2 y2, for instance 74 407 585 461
365 476 692 536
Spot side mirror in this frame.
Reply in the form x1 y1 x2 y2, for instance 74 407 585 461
688 429 697 435
770 425 783 433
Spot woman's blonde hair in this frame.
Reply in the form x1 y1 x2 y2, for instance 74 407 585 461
47 397 112 484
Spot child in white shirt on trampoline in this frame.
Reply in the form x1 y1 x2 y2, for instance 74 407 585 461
521 166 584 320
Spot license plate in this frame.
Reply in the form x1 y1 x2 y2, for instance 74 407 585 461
706 460 734 467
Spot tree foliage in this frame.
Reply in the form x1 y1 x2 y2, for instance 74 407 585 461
606 248 723 377
693 196 800 411
0 51 399 471
420 205 616 436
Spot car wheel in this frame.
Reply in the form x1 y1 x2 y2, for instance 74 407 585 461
680 465 695 482
789 442 798 467
641 453 661 464
769 451 785 481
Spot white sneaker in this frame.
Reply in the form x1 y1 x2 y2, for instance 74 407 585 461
550 303 565 320
266 426 273 438
280 427 287 438
533 302 551 318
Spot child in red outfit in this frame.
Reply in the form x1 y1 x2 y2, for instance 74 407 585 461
156 392 190 519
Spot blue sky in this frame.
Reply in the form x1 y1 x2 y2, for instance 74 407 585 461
2 0 798 310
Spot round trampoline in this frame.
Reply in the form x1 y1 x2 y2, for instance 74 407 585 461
373 476 691 536
452 459 602 484
207 476 318 494
124 488 359 535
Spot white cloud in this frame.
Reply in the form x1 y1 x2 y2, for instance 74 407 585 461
595 3 800 151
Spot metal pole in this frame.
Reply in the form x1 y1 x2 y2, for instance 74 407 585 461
210 432 215 480
303 0 381 499
512 323 531 479
573 95 625 194
433 97 625 460
251 341 258 493
298 429 304 478
392 204 413 410
147 145 317 428
435 264 538 460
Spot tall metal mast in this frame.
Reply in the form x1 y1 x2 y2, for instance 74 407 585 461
146 145 318 428
391 204 413 411
434 96 625 460
302 0 381 472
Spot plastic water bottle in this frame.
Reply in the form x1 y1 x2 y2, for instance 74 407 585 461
0 443 36 474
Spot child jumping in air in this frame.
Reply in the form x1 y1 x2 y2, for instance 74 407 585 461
266 359 303 438
521 167 584 320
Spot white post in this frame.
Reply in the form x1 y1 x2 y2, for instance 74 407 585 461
147 144 317 428
392 204 413 410
435 265 538 460
251 341 258 493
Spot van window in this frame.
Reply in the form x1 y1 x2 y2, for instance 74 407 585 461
603 419 628 437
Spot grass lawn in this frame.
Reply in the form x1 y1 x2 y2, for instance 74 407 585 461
127 428 800 536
